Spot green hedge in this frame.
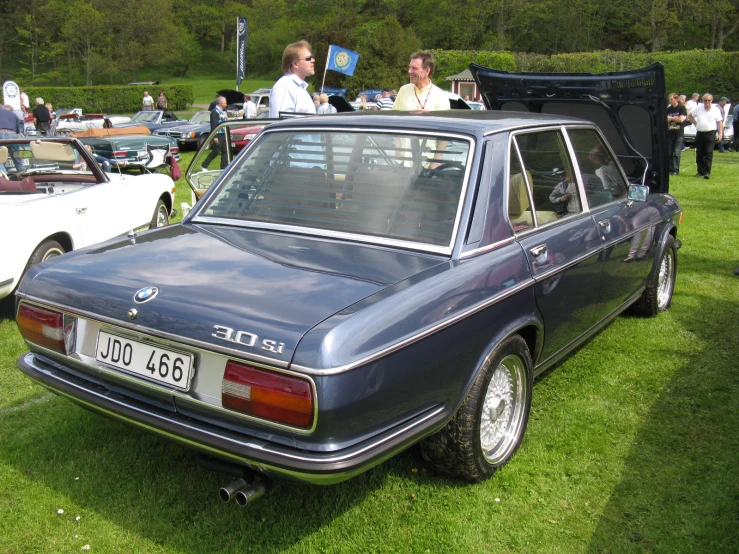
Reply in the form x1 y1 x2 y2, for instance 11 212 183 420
22 85 194 113
432 49 739 100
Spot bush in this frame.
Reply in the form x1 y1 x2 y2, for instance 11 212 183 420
23 85 194 113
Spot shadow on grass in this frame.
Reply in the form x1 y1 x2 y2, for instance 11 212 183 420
1 393 431 553
585 289 739 553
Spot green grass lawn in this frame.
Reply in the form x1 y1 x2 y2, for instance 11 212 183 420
1 152 738 553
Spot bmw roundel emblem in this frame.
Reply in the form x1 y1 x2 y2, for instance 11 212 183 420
133 286 159 304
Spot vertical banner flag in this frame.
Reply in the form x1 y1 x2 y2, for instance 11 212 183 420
236 17 248 87
327 45 359 77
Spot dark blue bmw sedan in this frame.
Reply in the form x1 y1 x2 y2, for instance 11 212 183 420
15 65 681 504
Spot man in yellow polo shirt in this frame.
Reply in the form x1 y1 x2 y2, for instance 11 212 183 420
393 52 450 111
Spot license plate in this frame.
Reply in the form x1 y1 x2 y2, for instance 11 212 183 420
137 150 147 158
95 331 193 390
231 143 237 148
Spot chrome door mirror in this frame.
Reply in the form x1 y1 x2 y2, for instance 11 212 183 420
627 184 649 202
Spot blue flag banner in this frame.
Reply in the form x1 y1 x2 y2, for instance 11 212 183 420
320 87 348 97
236 17 248 86
327 45 359 77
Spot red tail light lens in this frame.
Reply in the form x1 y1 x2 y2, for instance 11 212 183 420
222 361 314 429
17 303 73 354
113 151 128 158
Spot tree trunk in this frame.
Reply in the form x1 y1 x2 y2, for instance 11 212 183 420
221 22 226 53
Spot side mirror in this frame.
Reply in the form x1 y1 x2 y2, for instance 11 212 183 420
628 184 649 202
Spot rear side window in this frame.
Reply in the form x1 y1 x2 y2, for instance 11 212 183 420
508 130 581 229
567 128 628 208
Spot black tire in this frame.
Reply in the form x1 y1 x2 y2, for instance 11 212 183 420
26 239 65 270
197 135 207 150
632 235 677 316
420 334 533 482
150 199 169 228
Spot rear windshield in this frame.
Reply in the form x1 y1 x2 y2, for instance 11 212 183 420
200 130 471 248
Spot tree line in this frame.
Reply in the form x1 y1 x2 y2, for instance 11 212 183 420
2 0 739 90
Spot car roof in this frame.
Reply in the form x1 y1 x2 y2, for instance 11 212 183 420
263 110 586 137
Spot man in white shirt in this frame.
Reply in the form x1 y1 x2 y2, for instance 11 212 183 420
687 94 723 179
269 40 317 119
393 52 450 112
716 97 731 152
242 95 257 119
685 92 700 114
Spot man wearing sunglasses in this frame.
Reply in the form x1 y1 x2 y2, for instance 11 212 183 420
269 40 317 118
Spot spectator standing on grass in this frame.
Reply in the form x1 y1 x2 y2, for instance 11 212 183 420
685 92 700 114
717 97 731 152
156 91 168 110
687 93 723 179
269 40 317 118
666 93 687 176
393 51 450 111
201 96 229 170
32 97 51 135
376 89 394 110
316 93 337 114
243 95 257 119
142 91 154 111
19 90 29 114
732 101 739 152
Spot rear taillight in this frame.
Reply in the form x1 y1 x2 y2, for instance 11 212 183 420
17 303 75 354
222 361 314 429
112 151 127 158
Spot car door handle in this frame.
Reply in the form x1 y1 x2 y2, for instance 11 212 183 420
530 244 548 263
598 219 611 232
76 207 87 214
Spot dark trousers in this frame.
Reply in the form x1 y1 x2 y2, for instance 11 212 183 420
202 136 228 169
668 133 683 173
695 131 716 176
733 121 739 151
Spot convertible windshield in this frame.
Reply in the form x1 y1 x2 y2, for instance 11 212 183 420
0 140 93 177
200 130 471 247
132 112 158 123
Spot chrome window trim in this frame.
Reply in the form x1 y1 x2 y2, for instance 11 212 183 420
291 277 535 376
189 127 476 255
460 236 516 259
16 296 320 434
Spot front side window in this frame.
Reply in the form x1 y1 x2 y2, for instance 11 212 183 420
200 130 470 248
509 130 581 228
567 128 628 208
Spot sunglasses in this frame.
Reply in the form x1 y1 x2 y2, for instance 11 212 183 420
304 56 314 62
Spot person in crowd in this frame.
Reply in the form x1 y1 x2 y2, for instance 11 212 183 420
19 90 29 114
549 169 581 215
732 100 739 152
679 94 690 150
685 92 700 114
312 93 321 110
156 91 168 110
393 51 450 111
79 145 127 172
243 95 257 119
32 97 51 135
376 89 394 110
269 40 317 118
142 91 154 111
201 96 229 170
716 96 731 152
0 104 23 138
687 93 723 179
666 93 687 175
316 93 337 114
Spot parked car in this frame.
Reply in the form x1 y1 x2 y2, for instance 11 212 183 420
219 88 271 117
229 122 270 153
15 65 681 501
683 114 734 147
153 111 211 149
55 111 131 134
75 127 180 170
114 110 184 132
0 137 175 301
467 101 486 111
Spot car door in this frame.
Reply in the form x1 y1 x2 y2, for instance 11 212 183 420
72 180 130 244
510 129 603 363
566 127 650 319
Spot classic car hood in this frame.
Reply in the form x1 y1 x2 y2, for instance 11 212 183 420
20 224 444 364
158 122 208 133
470 63 668 192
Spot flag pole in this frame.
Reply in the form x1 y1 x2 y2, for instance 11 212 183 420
235 17 239 91
321 45 331 93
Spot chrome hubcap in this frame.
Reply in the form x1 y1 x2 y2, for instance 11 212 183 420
657 249 674 309
43 248 64 262
480 354 526 464
156 207 168 227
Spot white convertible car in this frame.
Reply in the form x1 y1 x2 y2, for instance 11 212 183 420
0 137 176 301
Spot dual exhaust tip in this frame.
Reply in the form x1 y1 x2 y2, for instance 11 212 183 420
219 478 267 507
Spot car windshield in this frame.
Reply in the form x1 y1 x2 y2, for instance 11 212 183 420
191 112 210 124
200 129 471 248
0 140 93 177
132 112 158 123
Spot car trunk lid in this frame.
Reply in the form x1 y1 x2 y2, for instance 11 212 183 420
470 62 668 192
